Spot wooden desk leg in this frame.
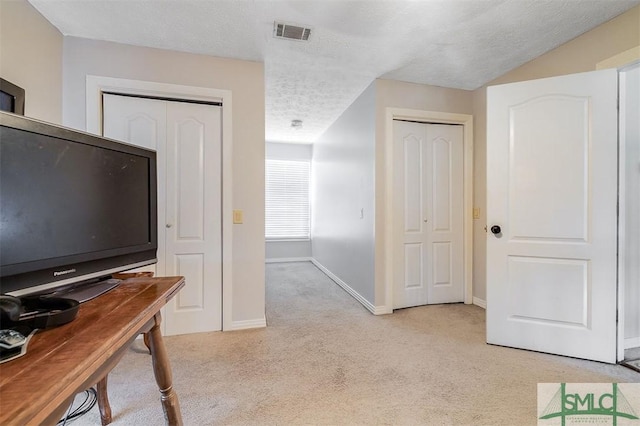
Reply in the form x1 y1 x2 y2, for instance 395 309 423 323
143 332 151 354
96 376 112 426
147 312 183 426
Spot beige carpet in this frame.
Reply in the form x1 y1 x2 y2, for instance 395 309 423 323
71 261 638 425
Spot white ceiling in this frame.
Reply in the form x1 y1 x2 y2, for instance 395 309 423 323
29 0 639 144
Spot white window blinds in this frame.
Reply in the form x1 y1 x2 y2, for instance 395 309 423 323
265 159 310 239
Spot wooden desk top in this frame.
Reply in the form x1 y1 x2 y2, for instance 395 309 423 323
0 276 185 426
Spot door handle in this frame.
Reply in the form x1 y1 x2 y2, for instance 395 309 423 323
166 223 173 228
490 225 501 235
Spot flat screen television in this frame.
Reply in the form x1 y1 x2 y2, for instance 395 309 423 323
0 111 157 300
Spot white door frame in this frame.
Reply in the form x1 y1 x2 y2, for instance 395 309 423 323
618 64 637 358
384 108 474 310
85 75 234 331
597 48 640 362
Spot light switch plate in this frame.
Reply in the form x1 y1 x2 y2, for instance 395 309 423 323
473 208 480 219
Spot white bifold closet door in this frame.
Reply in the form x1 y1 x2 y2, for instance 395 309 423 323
393 120 465 309
103 93 222 335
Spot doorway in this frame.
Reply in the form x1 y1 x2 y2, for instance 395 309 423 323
384 109 474 311
85 76 235 332
620 62 640 355
392 120 465 308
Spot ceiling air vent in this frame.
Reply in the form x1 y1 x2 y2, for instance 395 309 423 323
274 22 311 42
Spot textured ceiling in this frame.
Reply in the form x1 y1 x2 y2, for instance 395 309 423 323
29 0 639 143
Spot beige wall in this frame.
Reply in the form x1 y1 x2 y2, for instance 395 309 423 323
471 87 487 301
374 79 474 306
0 0 62 124
472 5 640 301
62 37 266 324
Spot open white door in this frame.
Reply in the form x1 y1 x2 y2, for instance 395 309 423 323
486 69 618 363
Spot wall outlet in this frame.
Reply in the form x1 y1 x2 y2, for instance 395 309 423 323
233 209 243 224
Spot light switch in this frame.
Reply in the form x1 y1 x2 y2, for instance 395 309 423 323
473 208 480 219
233 209 243 224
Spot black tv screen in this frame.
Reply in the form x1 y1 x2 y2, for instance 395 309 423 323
0 112 157 297
0 91 14 113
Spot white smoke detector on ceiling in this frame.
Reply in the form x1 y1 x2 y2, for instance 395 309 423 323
274 22 312 42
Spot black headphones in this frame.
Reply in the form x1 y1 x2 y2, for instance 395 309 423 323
0 295 79 329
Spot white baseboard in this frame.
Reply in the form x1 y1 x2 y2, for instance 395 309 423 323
473 297 487 309
229 317 267 331
373 305 393 315
310 258 390 315
625 336 640 349
265 257 312 264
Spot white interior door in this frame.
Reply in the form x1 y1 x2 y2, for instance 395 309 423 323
486 69 618 363
103 94 222 335
393 120 464 309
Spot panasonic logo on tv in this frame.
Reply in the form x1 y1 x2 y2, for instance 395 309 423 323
53 268 76 277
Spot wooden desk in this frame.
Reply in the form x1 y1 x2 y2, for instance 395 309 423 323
0 276 185 425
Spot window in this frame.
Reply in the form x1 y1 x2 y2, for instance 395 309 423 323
265 159 310 239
